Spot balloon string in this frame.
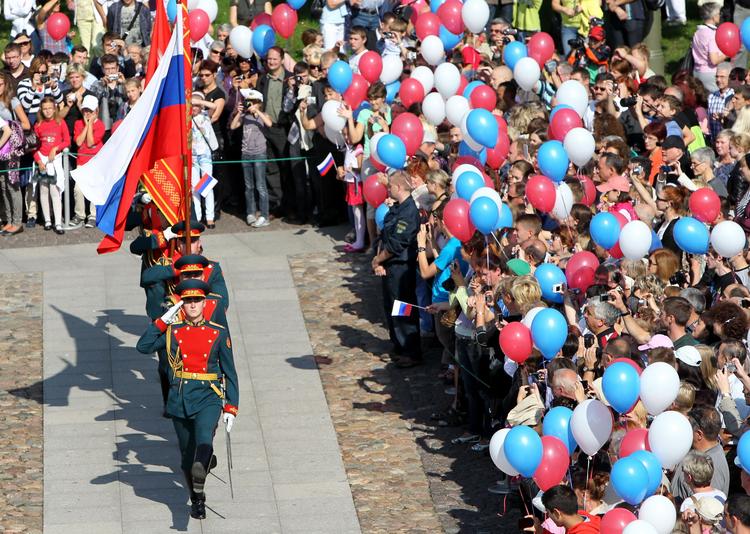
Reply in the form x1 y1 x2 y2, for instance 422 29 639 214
486 235 490 272
517 477 531 517
583 455 592 511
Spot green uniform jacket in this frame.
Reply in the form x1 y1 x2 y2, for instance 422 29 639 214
140 260 230 314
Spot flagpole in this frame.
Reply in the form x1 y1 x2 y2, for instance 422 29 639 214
180 0 193 251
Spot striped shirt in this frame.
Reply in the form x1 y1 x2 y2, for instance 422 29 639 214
707 87 733 142
16 78 62 119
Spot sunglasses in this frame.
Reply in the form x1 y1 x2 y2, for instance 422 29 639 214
198 73 213 78
16 41 31 46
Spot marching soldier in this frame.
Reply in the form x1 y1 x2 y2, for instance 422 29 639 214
136 279 239 520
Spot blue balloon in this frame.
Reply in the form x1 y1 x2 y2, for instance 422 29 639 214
549 104 573 122
439 25 462 50
530 308 568 359
611 456 650 505
431 0 445 12
738 431 750 472
538 140 569 182
590 212 621 249
458 141 487 165
328 60 353 94
496 202 513 229
463 81 484 99
385 80 400 104
252 25 275 57
742 18 750 51
503 41 527 70
630 451 663 497
288 0 306 8
376 134 407 169
470 196 499 234
602 362 640 414
375 203 390 230
466 108 498 148
534 263 567 304
543 406 577 454
674 216 709 254
166 0 177 22
503 425 543 477
649 229 662 252
456 171 484 201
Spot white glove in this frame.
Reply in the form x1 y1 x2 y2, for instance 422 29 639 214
162 227 177 241
223 412 235 433
160 300 183 325
140 192 152 204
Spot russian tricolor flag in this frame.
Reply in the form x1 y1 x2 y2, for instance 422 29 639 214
195 173 218 197
391 300 413 317
316 153 335 176
72 11 188 254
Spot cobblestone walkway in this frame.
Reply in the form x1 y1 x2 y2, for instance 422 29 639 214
290 253 519 534
0 273 43 534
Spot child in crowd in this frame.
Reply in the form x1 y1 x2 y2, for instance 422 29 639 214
381 17 408 59
117 78 142 121
34 96 70 234
348 26 368 73
337 134 365 252
73 94 104 228
191 92 219 228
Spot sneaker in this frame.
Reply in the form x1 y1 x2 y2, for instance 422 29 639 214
252 216 269 228
25 217 36 229
70 216 83 225
245 214 257 225
84 218 94 228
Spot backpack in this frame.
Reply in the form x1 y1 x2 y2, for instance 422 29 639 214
679 44 695 74
0 120 27 161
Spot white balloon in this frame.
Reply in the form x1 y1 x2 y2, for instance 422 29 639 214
411 66 435 94
446 95 470 127
187 0 200 10
380 55 403 85
421 35 445 66
229 25 253 59
623 520 658 534
489 428 520 476
552 183 574 220
460 112 483 151
563 127 596 167
324 125 345 146
522 306 545 329
639 495 677 534
711 220 747 258
435 62 461 99
556 80 589 117
640 362 680 416
423 92 446 126
570 399 613 457
461 0 490 34
370 132 386 164
648 411 693 469
619 220 653 260
452 163 482 183
321 100 346 131
197 0 218 21
513 57 541 92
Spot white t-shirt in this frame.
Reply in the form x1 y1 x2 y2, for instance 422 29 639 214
679 491 727 513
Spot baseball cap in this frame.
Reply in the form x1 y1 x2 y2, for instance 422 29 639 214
240 88 263 102
507 258 531 276
637 334 674 352
81 94 99 111
596 175 630 193
675 345 701 367
662 136 686 152
589 26 606 42
695 497 724 524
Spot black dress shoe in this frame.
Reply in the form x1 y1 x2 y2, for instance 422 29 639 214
190 493 206 519
206 222 215 229
54 226 65 235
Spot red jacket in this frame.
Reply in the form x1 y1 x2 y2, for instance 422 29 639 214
33 119 70 162
544 512 601 534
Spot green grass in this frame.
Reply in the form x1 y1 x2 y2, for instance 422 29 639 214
661 1 701 76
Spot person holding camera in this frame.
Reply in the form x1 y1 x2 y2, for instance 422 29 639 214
90 54 126 133
17 57 62 124
89 32 137 80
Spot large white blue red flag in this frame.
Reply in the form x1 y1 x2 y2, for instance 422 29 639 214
72 10 189 254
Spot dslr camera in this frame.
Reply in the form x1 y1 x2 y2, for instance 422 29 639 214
501 27 518 44
620 96 638 107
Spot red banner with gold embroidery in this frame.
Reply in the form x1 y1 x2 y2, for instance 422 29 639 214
140 156 185 226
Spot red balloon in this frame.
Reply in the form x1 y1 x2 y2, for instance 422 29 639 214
443 198 476 242
486 133 510 170
470 85 497 111
565 251 599 282
391 112 424 156
271 4 298 39
46 13 71 41
569 267 596 293
579 175 597 206
358 51 383 84
371 158 387 172
689 187 721 223
415 12 441 41
251 12 272 29
437 0 464 34
526 175 557 213
620 428 651 458
527 32 555 67
189 9 210 41
609 357 642 375
399 78 425 109
461 46 481 69
363 174 388 207
716 22 742 58
452 156 483 171
495 114 508 132
499 322 533 363
344 74 369 109
533 436 570 492
609 242 624 259
549 108 583 141
601 508 637 534
612 211 628 229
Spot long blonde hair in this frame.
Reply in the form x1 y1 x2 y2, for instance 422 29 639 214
732 107 750 135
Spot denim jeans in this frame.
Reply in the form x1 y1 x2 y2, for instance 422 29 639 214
242 155 268 218
561 26 579 57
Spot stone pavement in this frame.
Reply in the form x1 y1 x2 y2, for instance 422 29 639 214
0 229 360 534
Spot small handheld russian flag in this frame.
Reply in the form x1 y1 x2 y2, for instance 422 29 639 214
316 153 335 176
195 173 218 198
391 299 413 317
